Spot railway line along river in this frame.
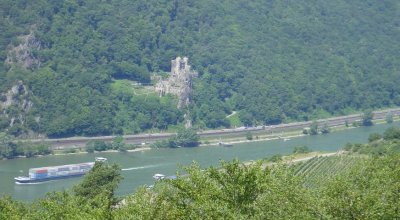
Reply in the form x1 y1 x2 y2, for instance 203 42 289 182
1 121 399 201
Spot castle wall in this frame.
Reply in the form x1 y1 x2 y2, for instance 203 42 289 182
155 57 197 109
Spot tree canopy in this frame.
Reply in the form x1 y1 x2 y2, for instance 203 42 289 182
0 0 399 137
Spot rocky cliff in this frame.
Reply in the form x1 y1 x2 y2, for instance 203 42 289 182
0 81 35 135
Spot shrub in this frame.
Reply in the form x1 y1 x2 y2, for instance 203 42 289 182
321 123 330 134
383 127 400 140
361 110 374 126
368 133 382 142
293 146 311 154
268 154 283 162
386 113 394 124
309 121 318 135
245 131 253 140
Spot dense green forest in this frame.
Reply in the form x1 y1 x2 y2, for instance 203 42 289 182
1 127 399 219
0 0 399 137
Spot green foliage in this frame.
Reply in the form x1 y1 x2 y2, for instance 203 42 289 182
36 143 52 155
319 155 400 219
63 148 76 154
343 143 353 151
29 191 111 220
348 142 388 155
227 112 242 127
93 141 109 152
110 80 135 98
167 128 200 148
309 121 319 135
2 0 399 136
0 158 122 219
116 160 317 219
345 127 400 156
266 154 283 162
85 140 111 152
361 110 374 126
112 136 126 151
85 144 95 153
150 140 169 148
245 131 253 140
368 132 382 143
7 124 26 137
383 127 400 140
0 117 9 130
352 121 361 127
111 61 150 82
0 132 52 159
386 112 394 124
0 196 26 220
73 162 122 206
0 94 6 102
321 123 330 134
117 154 400 219
293 145 311 154
293 156 362 187
1 145 400 219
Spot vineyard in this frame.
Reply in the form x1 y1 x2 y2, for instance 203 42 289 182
292 155 363 187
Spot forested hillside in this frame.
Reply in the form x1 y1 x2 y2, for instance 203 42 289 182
0 0 399 137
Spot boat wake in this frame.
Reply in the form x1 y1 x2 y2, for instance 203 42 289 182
121 164 162 171
15 180 55 185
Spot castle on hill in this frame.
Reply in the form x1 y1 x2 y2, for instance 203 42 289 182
155 57 198 109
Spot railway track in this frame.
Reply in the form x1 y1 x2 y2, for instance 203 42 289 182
28 108 400 149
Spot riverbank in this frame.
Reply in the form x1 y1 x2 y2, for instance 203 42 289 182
52 147 152 156
1 147 152 161
3 113 398 161
200 117 399 147
19 107 400 149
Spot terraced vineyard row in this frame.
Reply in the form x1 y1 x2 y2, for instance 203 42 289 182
292 155 363 187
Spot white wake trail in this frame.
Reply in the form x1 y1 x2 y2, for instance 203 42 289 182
121 164 163 171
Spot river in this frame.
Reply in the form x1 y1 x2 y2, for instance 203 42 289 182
1 121 399 201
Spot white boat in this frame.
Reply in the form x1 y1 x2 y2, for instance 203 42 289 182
219 142 233 147
153 173 166 180
95 157 108 162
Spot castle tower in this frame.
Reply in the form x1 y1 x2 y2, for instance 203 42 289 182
155 57 198 108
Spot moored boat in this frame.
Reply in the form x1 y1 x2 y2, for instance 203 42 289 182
219 142 233 147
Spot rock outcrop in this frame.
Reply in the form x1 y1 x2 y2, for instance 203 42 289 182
0 81 33 127
5 29 41 70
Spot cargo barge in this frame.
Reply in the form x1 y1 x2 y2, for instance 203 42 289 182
14 158 106 184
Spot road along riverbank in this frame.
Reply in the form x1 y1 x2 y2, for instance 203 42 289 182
201 117 399 147
26 107 400 150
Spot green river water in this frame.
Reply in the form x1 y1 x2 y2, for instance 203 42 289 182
1 121 399 201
